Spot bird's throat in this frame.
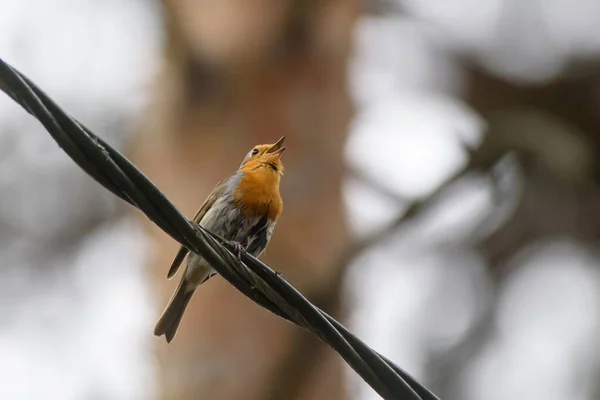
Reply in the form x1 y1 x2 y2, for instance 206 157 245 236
233 170 283 220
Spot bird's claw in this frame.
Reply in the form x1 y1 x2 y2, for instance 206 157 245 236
233 241 244 260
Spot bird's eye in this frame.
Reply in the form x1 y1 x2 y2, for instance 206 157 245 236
251 148 259 155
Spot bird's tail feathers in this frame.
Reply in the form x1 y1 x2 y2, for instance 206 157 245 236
154 278 195 343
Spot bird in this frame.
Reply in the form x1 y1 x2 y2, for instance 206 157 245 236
154 136 286 343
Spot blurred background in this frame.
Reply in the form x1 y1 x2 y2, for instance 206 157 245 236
1 0 600 399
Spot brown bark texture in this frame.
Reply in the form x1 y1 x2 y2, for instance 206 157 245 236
128 1 359 399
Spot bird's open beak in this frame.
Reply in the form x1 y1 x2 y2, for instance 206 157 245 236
266 136 286 156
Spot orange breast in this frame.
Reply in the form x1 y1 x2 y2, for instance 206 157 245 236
233 170 283 220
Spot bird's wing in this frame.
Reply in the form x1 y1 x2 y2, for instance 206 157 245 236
166 177 230 279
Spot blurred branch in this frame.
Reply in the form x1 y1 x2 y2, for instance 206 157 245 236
0 57 438 400
332 146 502 285
348 164 410 205
328 138 517 396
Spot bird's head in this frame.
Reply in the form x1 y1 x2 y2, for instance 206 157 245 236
239 136 286 175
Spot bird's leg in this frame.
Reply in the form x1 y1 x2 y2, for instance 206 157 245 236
232 241 245 261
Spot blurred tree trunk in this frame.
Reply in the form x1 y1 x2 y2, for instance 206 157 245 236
129 1 358 399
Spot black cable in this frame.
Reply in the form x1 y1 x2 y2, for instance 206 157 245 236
0 57 440 400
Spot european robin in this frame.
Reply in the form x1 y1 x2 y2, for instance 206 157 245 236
154 136 286 342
